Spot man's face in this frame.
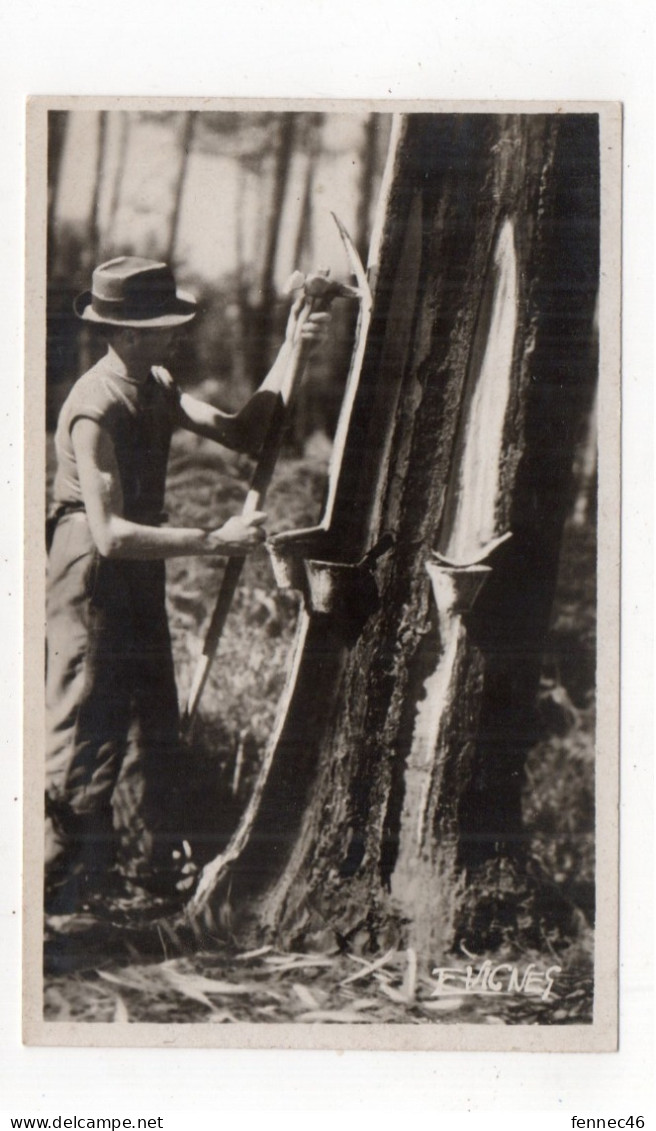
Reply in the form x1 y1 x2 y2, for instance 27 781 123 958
132 326 181 364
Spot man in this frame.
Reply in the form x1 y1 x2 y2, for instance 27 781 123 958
45 256 328 914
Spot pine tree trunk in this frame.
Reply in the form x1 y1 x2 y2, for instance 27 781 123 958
290 113 328 450
46 111 71 428
247 114 296 387
106 113 130 252
88 110 108 266
190 114 600 959
292 112 323 270
166 111 196 265
355 113 379 261
46 110 68 276
78 111 109 376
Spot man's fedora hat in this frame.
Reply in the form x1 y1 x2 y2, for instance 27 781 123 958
74 257 197 328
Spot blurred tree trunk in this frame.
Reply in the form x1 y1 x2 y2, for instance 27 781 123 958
46 111 72 429
247 113 296 387
292 112 323 270
46 111 68 276
355 113 379 261
166 111 196 264
231 161 250 391
106 113 130 251
78 110 109 375
190 114 600 958
291 113 325 449
572 363 599 528
88 110 108 266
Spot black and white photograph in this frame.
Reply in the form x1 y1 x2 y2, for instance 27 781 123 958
24 99 620 1049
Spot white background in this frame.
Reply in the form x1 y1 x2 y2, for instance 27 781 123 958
1 0 653 1122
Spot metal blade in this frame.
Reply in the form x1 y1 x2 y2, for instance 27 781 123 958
330 212 371 309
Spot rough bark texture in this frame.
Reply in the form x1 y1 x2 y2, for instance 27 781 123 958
190 114 600 958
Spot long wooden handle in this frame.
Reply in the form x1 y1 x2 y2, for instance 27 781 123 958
180 321 314 735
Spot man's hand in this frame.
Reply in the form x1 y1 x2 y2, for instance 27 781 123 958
301 310 331 349
208 511 267 555
284 292 332 351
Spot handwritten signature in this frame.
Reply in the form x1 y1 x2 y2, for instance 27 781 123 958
430 958 562 1002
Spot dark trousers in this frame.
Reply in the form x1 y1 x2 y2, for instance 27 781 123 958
46 512 182 866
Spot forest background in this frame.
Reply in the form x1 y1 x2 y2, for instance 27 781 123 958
44 108 596 1024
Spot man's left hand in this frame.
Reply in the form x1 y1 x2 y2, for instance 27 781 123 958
285 292 331 351
301 310 331 350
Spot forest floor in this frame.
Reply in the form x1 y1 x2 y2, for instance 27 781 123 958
44 937 593 1026
43 429 596 1027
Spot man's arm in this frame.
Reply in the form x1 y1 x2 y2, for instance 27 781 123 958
72 418 266 560
163 305 331 453
173 385 285 455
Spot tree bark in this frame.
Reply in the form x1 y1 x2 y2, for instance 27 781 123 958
190 114 600 959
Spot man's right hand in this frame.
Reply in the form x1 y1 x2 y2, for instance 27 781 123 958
208 512 267 555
